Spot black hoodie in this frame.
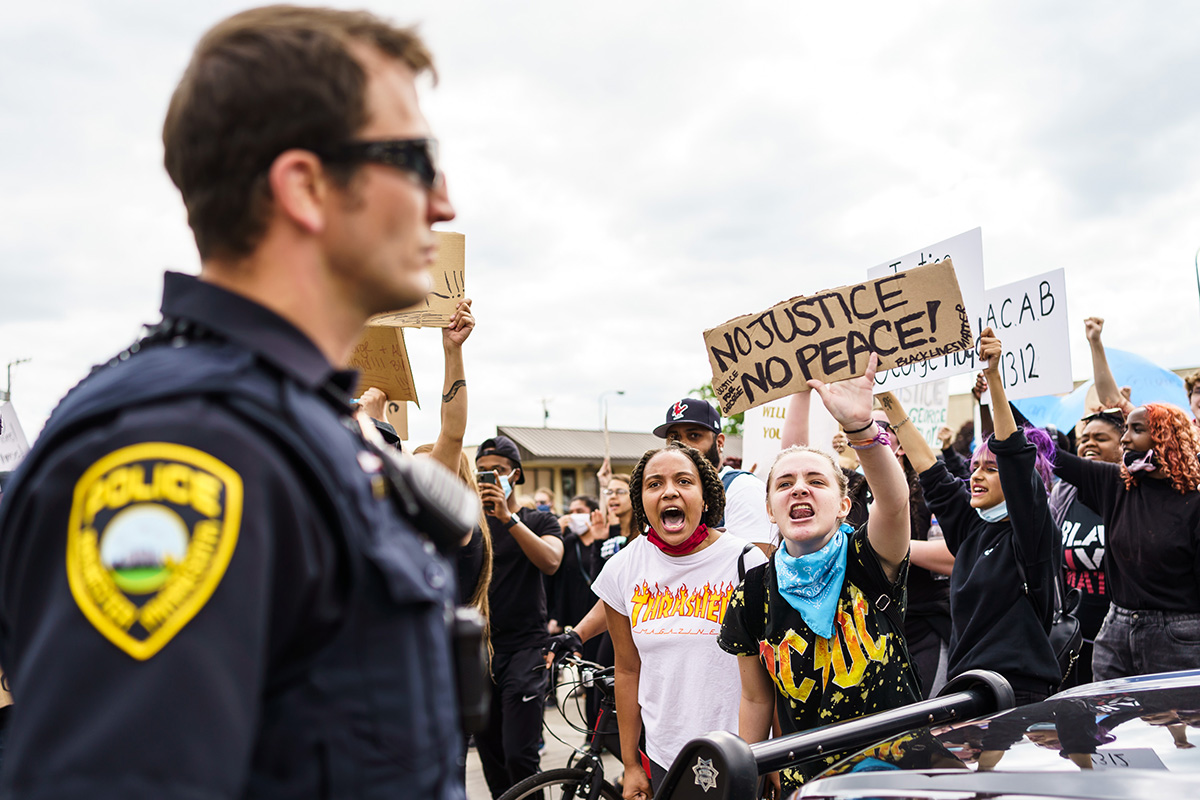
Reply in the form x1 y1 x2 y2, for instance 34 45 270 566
918 428 1062 693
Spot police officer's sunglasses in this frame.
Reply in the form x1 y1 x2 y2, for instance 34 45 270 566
315 138 441 190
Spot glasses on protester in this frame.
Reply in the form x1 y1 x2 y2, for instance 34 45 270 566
1080 408 1126 430
874 420 893 433
604 488 629 497
316 138 441 190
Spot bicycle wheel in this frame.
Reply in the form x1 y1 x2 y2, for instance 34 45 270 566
496 767 622 800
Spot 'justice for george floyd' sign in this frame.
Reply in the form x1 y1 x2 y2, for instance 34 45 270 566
703 260 971 416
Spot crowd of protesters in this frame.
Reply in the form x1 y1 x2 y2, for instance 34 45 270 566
380 310 1199 800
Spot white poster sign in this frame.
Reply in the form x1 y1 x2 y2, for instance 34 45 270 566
0 402 30 471
896 380 949 450
866 228 986 392
741 395 838 481
976 268 1073 403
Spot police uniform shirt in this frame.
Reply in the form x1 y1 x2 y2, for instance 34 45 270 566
0 272 463 799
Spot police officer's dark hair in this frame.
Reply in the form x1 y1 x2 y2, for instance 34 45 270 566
628 442 725 535
163 5 435 261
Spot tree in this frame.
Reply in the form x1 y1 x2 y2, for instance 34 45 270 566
690 382 744 436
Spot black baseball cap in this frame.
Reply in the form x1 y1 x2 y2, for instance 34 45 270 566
653 398 722 438
475 435 525 483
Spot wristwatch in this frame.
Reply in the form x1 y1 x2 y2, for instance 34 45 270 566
505 515 521 529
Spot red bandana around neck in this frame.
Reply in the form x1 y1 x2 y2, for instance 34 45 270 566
646 523 710 556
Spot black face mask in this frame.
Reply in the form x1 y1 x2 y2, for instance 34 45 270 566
1123 448 1158 473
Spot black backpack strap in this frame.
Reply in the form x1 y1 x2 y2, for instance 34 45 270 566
737 542 755 582
741 552 767 643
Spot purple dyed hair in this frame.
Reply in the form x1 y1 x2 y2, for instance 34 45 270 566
970 426 1057 494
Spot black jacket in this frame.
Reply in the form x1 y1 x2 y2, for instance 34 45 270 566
919 429 1061 693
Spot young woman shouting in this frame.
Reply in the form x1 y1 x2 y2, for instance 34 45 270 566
592 442 766 799
720 353 916 793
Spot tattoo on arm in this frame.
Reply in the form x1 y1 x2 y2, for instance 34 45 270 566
442 379 466 404
880 396 894 410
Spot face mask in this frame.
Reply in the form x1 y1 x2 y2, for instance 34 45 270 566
976 500 1009 523
499 474 514 499
536 503 551 512
646 523 710 556
1124 449 1158 474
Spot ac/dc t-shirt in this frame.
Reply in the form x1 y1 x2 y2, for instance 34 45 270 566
719 527 918 788
591 533 766 769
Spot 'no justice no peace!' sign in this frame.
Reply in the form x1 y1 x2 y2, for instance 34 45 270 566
703 260 972 416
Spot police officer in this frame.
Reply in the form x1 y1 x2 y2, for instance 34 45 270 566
0 6 468 798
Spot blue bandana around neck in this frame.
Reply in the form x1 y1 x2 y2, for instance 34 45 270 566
976 500 1008 523
774 523 852 639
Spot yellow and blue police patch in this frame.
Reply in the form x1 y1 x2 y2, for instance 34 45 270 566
65 443 242 660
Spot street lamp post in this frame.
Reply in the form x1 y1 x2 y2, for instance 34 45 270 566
598 390 625 430
1194 247 1200 320
2 358 31 403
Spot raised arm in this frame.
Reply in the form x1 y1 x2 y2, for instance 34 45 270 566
781 388 812 448
809 353 909 577
978 327 1016 442
1085 317 1135 415
429 299 474 474
877 392 937 474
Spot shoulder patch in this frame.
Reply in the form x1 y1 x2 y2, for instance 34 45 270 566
66 443 243 660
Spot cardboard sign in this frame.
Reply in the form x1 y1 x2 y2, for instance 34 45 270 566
896 380 949 450
384 400 409 441
867 228 986 391
967 269 1072 403
349 326 418 405
703 260 971 415
367 231 465 328
0 402 30 471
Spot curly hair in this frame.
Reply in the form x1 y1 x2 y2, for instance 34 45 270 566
1121 404 1200 494
629 442 725 535
971 426 1057 496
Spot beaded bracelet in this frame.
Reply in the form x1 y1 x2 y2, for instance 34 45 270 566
848 429 892 451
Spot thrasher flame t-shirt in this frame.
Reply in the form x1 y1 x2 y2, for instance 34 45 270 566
592 532 766 769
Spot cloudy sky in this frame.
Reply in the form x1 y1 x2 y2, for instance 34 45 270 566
3 1 1199 448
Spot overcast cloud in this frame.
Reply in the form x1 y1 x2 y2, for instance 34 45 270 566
2 1 1199 448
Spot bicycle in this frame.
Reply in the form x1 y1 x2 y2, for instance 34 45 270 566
497 654 623 800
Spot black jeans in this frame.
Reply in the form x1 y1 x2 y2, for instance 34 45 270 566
475 645 548 798
1093 606 1200 681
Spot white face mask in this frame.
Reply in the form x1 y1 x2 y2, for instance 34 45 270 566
976 500 1008 523
498 473 515 500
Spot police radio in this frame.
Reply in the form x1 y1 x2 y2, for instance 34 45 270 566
453 607 490 733
375 444 481 556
